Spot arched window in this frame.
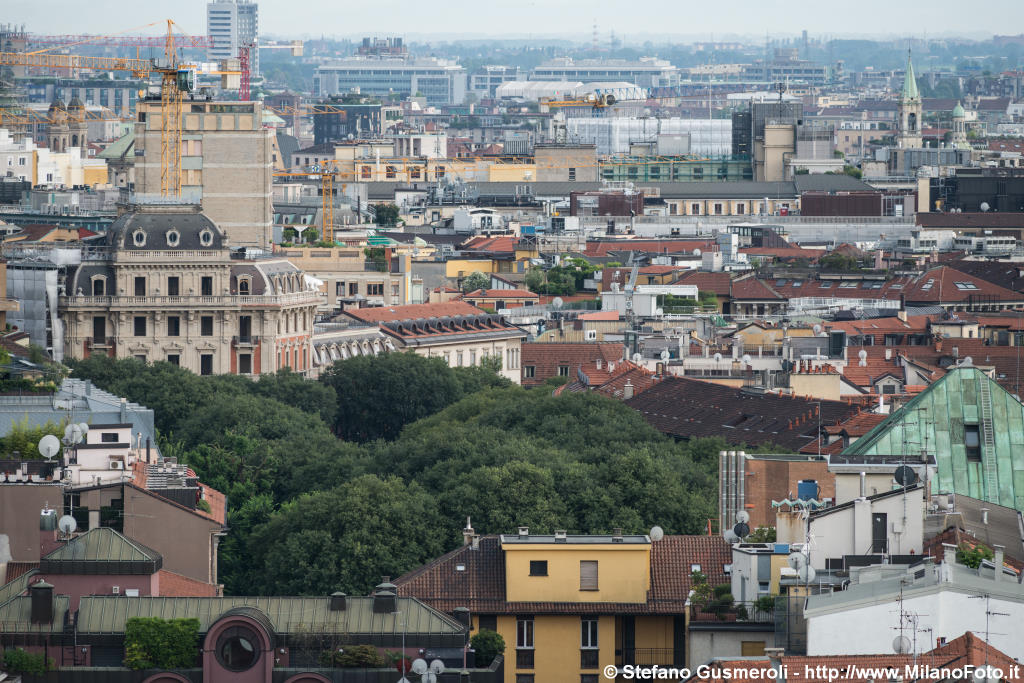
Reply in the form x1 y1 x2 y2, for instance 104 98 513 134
238 277 250 295
215 625 260 672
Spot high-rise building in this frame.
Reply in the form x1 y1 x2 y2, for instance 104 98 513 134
206 0 259 77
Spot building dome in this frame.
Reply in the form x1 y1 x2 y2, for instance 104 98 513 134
67 96 85 113
952 102 965 118
105 205 227 251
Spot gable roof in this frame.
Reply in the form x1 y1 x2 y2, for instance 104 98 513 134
843 367 1024 511
902 266 1024 304
521 342 624 387
626 377 863 450
41 527 162 575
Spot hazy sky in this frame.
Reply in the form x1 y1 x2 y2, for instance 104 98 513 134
6 0 1023 41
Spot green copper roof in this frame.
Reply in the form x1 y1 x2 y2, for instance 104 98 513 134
902 53 920 101
842 367 1024 511
952 102 965 117
40 527 162 574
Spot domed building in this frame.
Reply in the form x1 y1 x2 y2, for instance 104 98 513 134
61 204 322 376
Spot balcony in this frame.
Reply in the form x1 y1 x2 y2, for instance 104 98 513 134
86 336 111 349
617 648 678 667
690 599 776 624
233 335 259 347
62 292 322 309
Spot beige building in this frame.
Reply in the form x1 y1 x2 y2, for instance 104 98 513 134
133 99 274 248
535 143 598 182
60 204 322 376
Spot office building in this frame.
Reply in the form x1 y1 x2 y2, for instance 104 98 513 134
530 57 680 89
469 65 524 98
206 0 259 77
314 58 467 106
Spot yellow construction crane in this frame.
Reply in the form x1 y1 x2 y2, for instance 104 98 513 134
541 93 618 111
0 19 236 197
273 165 342 243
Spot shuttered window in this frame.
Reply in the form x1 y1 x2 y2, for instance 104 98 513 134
580 560 598 591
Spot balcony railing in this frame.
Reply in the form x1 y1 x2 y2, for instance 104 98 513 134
690 599 775 623
62 292 322 307
86 336 111 348
617 648 678 667
233 335 259 346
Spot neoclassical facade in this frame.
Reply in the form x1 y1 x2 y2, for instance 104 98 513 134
61 204 322 376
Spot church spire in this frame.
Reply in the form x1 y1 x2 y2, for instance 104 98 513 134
902 50 919 101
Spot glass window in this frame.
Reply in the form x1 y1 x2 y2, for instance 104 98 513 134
133 316 146 336
516 618 534 648
201 276 213 296
529 560 547 576
134 276 146 296
168 316 180 337
201 316 214 336
581 618 598 648
215 625 259 672
167 276 180 296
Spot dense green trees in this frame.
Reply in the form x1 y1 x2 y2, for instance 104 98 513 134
70 352 727 596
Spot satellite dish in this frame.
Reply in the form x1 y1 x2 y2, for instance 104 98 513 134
649 525 664 541
411 659 428 675
961 356 973 366
893 635 912 654
63 424 74 440
797 565 816 583
38 435 60 460
713 352 723 362
736 510 750 524
742 354 752 365
429 659 445 675
894 465 918 486
733 522 750 538
980 202 990 212
58 515 77 535
813 324 822 335
77 422 89 435
723 529 739 543
552 297 564 309
632 352 642 363
694 248 702 256
858 349 868 360
660 349 670 361
787 552 807 569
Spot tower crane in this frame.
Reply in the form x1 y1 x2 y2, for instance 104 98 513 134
0 19 238 197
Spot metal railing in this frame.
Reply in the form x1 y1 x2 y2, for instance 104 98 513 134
690 599 776 623
62 292 322 307
618 648 678 667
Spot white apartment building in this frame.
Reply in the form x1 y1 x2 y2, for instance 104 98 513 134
314 58 467 106
207 0 259 76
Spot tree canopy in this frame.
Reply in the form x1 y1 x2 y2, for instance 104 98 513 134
70 353 730 595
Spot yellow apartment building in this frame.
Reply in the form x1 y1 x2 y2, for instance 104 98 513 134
395 527 731 682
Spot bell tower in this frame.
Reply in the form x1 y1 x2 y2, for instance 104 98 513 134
897 51 922 149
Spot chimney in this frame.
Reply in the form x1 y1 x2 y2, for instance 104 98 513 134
554 530 567 542
373 578 397 613
981 508 989 525
952 346 959 358
518 526 529 538
30 580 54 624
935 339 943 353
471 534 480 550
859 471 866 498
993 545 1005 581
453 607 471 628
463 517 475 546
897 309 907 322
596 358 602 370
942 542 957 568
120 397 128 422
623 380 635 400
885 348 892 360
612 527 624 542
329 592 347 611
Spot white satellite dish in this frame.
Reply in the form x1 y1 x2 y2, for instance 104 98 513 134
787 552 807 570
797 565 816 583
742 354 752 365
961 356 973 366
38 435 60 460
980 202 990 212
632 352 642 363
694 248 702 256
813 324 822 335
77 422 89 435
552 297 564 309
411 659 428 675
713 352 723 363
736 510 750 524
723 529 739 543
660 349 670 361
893 635 912 654
58 515 77 535
429 659 445 674
649 525 664 541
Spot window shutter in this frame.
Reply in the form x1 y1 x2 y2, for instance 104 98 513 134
580 560 598 590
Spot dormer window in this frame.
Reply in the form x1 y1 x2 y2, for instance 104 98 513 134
199 229 214 247
238 277 250 295
166 229 180 248
132 229 146 247
91 276 106 296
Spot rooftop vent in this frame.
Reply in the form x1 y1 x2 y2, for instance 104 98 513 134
612 527 624 543
329 592 346 611
554 530 567 542
518 526 529 538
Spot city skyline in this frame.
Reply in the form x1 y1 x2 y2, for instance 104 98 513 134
5 0 1023 41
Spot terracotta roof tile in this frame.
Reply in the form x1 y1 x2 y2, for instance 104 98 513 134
672 271 732 296
157 569 221 597
522 342 624 387
576 310 620 321
463 289 538 300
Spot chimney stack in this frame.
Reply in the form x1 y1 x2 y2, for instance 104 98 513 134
329 592 347 611
623 380 635 400
518 526 529 538
612 527 624 542
993 545 1005 581
30 580 54 624
463 517 475 546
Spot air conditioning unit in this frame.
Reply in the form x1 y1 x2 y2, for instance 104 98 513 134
112 586 120 595
109 461 124 470
585 330 597 341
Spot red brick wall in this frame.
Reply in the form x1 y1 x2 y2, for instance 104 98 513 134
744 460 835 529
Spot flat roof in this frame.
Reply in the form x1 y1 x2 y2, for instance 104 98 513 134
500 534 650 545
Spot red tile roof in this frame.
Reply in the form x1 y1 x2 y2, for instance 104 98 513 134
521 342 624 387
673 271 732 297
345 301 484 323
157 569 221 597
3 561 39 583
627 377 864 450
577 310 620 321
730 277 784 301
902 265 1024 304
460 235 517 253
394 534 729 615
